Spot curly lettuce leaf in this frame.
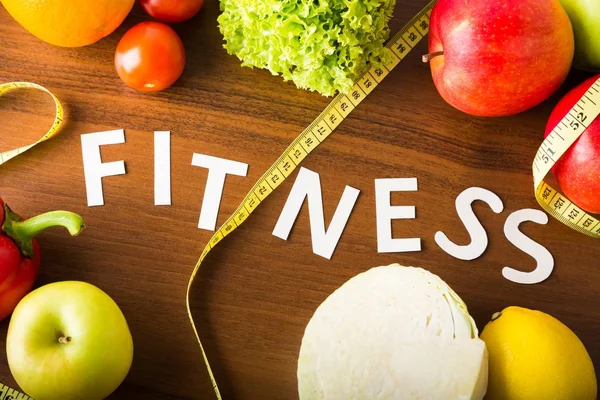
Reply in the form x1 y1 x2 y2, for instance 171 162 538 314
218 0 397 96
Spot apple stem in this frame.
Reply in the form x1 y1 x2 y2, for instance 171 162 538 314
58 336 72 344
422 51 444 63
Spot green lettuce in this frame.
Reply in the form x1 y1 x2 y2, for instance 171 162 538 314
217 0 397 96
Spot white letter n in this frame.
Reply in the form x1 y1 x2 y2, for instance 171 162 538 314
272 167 360 260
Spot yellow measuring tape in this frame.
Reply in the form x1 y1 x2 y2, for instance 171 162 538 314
185 2 436 397
0 383 32 400
1 0 598 398
0 82 64 165
532 76 600 238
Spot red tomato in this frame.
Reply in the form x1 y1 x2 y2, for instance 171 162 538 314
139 0 204 23
114 22 185 92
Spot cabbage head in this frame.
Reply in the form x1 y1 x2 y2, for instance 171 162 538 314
217 0 397 96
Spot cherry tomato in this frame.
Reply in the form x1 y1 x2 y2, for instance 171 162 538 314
115 22 185 92
139 0 204 23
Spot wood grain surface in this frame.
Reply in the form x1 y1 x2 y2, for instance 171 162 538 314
1 0 599 398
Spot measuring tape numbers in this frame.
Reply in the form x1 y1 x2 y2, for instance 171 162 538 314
532 77 600 238
186 2 436 398
0 82 65 165
0 383 33 400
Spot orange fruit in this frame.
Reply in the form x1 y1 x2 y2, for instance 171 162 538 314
1 0 135 47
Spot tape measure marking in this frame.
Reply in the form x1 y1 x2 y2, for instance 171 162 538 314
186 2 436 398
532 77 600 238
0 82 64 165
0 383 33 400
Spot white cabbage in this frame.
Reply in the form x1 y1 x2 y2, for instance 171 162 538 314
297 264 488 399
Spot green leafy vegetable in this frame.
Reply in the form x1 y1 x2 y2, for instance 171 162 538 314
218 0 397 96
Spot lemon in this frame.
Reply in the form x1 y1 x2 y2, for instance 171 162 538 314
1 0 134 47
481 306 597 400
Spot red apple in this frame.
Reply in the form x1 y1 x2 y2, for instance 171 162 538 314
544 75 600 214
426 0 574 117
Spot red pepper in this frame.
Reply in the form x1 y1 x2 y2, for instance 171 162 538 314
0 198 84 322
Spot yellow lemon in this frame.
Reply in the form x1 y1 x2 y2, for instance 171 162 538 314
1 0 134 47
481 306 597 400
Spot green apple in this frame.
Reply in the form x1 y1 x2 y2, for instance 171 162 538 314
560 0 600 71
6 281 134 400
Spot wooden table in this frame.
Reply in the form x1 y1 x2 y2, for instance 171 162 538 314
1 0 598 398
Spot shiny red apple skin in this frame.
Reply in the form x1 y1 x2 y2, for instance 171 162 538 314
544 75 600 214
428 0 575 117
